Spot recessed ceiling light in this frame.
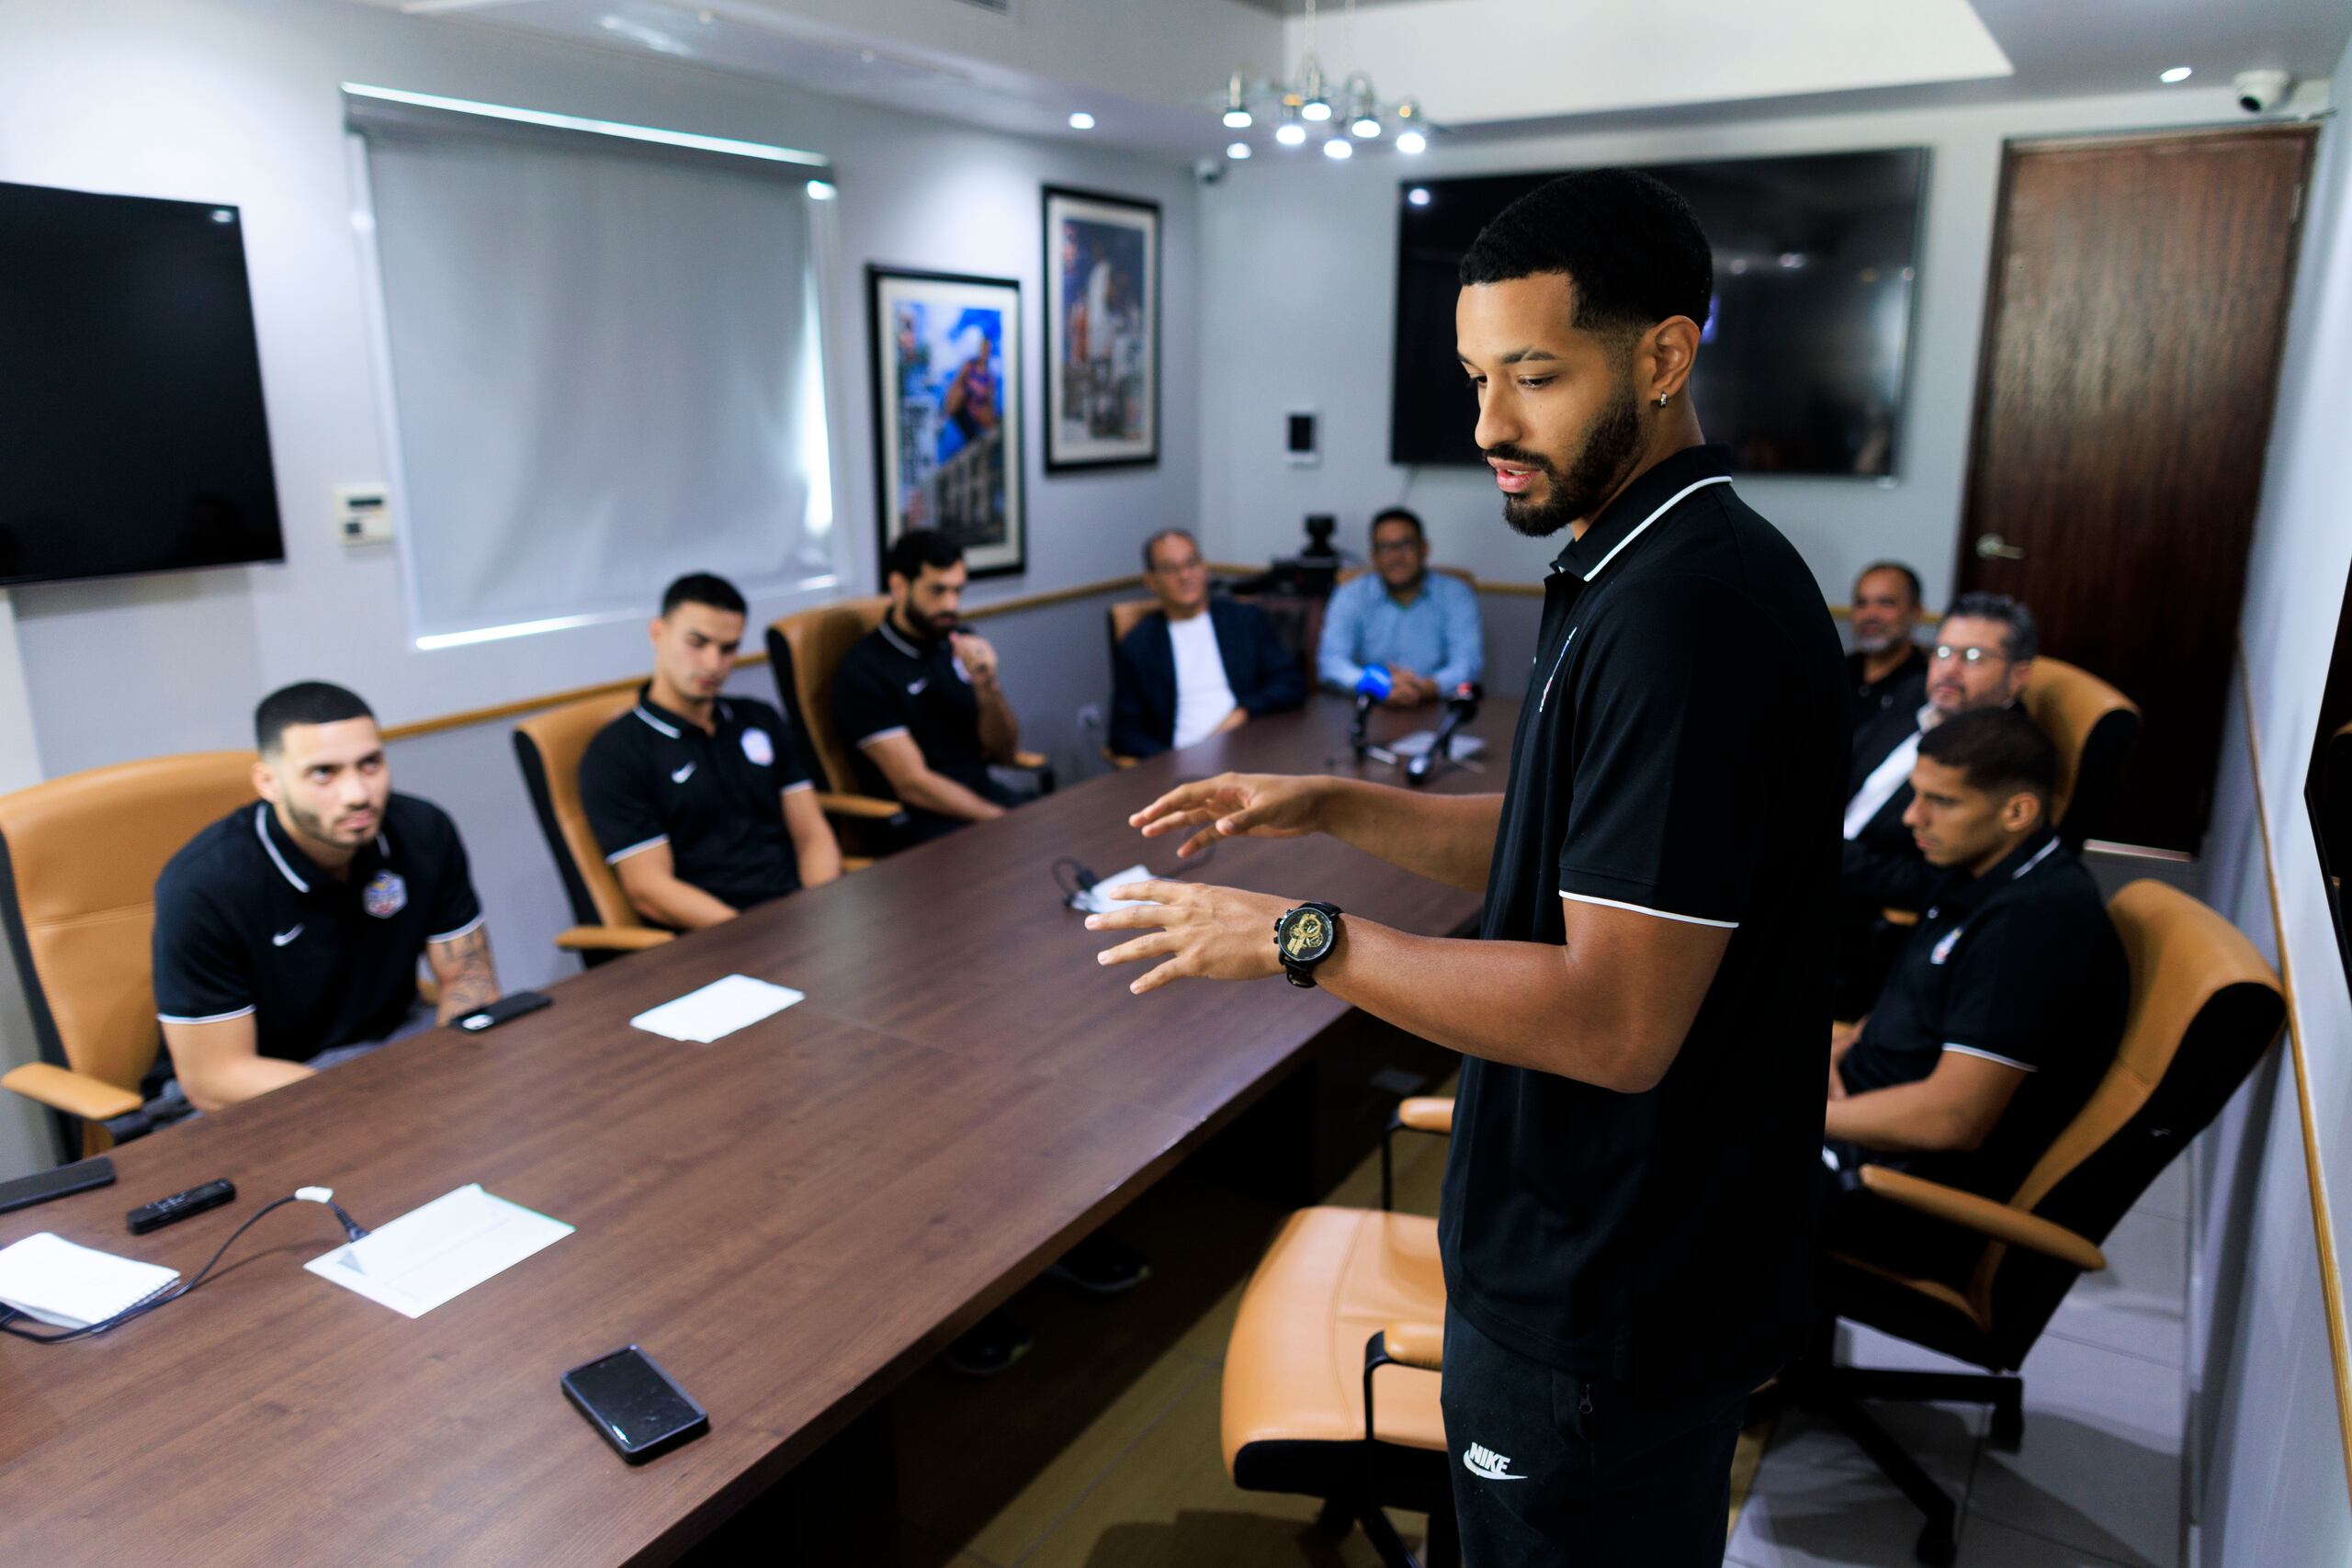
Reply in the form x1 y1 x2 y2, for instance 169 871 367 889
1406 187 1430 207
1227 141 1252 161
1069 111 1095 130
1394 129 1427 156
2160 65 2193 84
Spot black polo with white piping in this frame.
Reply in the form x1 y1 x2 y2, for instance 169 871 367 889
151 794 482 1063
1437 442 1849 1395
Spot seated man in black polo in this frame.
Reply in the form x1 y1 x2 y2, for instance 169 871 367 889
1109 528 1305 759
834 529 1038 845
1847 559 1928 731
581 572 841 929
1837 592 2041 1017
153 682 500 1111
1823 708 2129 1285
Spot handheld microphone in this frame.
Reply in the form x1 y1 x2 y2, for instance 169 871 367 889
1406 681 1484 785
1350 665 1393 758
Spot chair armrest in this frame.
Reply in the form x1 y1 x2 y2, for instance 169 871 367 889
554 925 674 953
1396 1096 1454 1134
1857 1165 2107 1272
2 1063 142 1122
817 792 905 821
1102 749 1139 770
1013 750 1049 771
1381 1320 1445 1371
1882 908 1920 928
841 856 875 874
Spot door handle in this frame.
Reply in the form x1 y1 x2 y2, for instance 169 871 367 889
1974 533 2025 561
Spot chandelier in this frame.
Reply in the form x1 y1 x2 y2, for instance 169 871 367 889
1217 0 1430 164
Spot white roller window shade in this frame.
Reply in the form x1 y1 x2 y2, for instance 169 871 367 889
351 96 836 644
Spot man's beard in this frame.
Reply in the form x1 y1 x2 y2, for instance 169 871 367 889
1490 376 1645 539
1853 627 1899 654
286 796 370 848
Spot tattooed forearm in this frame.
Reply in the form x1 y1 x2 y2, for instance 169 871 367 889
428 925 501 1021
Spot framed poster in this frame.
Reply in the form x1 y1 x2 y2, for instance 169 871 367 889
1044 186 1159 472
868 266 1024 579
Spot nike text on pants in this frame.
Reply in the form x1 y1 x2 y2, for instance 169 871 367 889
1439 1303 1749 1566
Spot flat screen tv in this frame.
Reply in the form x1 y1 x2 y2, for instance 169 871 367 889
1391 149 1927 476
0 180 283 587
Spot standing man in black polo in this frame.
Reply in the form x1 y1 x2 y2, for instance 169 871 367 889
580 572 841 930
833 529 1036 845
1092 170 1845 1563
153 682 500 1111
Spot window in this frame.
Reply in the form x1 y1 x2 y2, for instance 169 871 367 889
345 87 839 647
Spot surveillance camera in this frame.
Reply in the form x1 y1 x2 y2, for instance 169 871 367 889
1194 157 1224 186
2233 69 2292 114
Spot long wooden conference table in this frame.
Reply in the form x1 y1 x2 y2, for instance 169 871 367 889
0 693 1508 1565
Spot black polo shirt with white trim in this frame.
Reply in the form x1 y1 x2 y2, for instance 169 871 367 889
1838 828 2128 1202
152 794 482 1064
831 615 996 802
578 686 817 916
1436 442 1849 1395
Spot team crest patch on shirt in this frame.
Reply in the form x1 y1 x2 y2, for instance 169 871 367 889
1929 926 1962 966
362 870 409 919
741 727 775 767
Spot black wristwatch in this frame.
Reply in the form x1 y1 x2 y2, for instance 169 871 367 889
1274 901 1344 987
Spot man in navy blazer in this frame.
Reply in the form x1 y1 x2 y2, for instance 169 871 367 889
1111 530 1306 759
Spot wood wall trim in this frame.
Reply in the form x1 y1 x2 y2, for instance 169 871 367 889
381 570 1854 745
2236 648 2352 1510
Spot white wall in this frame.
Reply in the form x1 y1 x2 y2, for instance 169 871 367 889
1193 81 2328 607
0 0 1201 1178
2190 26 2352 1562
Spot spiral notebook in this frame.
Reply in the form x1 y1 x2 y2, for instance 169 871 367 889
0 1232 179 1329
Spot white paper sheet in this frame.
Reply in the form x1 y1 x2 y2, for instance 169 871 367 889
629 974 805 1043
304 1184 571 1319
1071 863 1157 915
0 1232 179 1329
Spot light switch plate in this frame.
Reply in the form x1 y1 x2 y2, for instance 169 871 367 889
334 483 391 546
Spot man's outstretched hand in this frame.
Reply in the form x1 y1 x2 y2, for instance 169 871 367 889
1087 880 1295 995
1128 772 1333 860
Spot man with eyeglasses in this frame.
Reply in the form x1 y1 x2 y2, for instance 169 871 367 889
1110 529 1306 759
1837 592 2040 1015
1315 507 1485 706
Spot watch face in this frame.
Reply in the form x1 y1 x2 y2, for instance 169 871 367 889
1282 908 1331 963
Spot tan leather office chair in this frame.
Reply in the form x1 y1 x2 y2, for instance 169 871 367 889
765 601 1051 849
513 694 676 964
0 752 257 1161
1792 878 2283 1564
2019 656 2139 848
1101 597 1164 769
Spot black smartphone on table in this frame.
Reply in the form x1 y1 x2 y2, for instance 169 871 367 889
0 1155 114 1217
561 1346 709 1462
453 990 551 1034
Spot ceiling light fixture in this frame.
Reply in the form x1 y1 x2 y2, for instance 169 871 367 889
1227 141 1252 161
1068 110 1095 130
2160 65 2193 84
1215 0 1427 165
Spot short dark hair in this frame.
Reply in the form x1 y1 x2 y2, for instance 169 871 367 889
1370 507 1425 542
660 572 746 619
886 528 964 585
1942 592 2040 662
1142 528 1197 572
1457 168 1714 339
254 682 374 756
1918 707 2058 807
1856 560 1923 606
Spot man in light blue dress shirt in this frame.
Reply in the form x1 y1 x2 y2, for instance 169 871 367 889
1317 507 1486 705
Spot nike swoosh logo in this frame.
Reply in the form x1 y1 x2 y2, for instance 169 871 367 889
907 679 928 695
272 925 303 947
1464 1455 1526 1481
672 762 695 784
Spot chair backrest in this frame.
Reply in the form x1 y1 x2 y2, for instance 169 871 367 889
1973 878 2283 1358
1106 597 1160 665
0 752 258 1100
765 597 891 797
512 691 642 932
1334 563 1477 589
2020 656 2139 845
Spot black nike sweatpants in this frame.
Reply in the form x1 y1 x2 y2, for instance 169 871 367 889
1440 1304 1750 1566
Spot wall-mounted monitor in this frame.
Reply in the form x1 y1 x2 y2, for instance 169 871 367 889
0 180 283 588
1391 149 1928 477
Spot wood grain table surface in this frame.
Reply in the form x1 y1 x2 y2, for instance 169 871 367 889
0 694 1506 1566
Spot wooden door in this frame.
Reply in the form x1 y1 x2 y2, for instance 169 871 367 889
1958 127 2315 851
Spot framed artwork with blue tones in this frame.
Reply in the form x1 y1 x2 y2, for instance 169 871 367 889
868 266 1024 579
